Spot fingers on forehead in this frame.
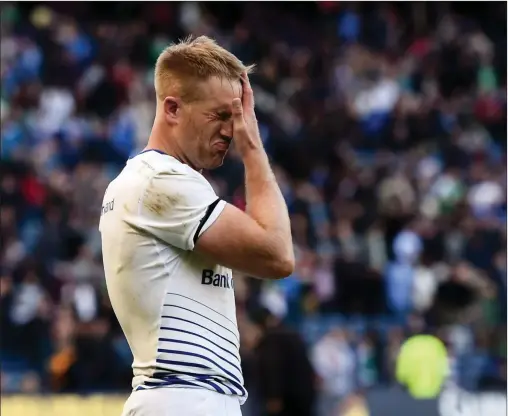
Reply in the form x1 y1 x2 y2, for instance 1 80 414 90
241 79 253 97
241 72 252 87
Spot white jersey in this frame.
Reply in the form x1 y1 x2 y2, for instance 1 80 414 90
99 149 247 403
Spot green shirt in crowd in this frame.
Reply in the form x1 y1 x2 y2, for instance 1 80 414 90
396 334 449 399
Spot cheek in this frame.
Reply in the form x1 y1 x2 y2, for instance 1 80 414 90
203 123 221 139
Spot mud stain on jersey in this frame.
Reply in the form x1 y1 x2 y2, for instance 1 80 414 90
143 186 181 216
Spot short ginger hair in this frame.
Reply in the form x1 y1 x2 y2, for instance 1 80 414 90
154 35 255 102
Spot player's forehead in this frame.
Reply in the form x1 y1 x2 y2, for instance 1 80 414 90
199 76 242 109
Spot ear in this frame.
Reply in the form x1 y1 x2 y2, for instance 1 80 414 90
163 97 181 125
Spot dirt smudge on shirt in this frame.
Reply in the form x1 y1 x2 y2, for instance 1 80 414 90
143 186 181 216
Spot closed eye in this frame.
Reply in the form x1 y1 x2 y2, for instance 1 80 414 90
217 112 232 121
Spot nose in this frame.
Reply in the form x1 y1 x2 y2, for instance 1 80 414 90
220 119 233 141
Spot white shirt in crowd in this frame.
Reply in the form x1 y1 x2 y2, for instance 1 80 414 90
412 266 438 313
312 332 356 398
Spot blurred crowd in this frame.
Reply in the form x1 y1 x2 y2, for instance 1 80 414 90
1 2 506 415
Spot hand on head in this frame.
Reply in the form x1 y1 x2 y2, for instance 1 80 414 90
231 72 263 158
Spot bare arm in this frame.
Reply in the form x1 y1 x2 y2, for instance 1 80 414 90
244 145 293 258
195 73 294 279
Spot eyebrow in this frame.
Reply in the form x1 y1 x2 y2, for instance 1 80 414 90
213 105 231 112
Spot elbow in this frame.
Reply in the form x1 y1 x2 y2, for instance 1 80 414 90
278 258 295 279
250 255 294 280
269 253 295 279
253 238 295 279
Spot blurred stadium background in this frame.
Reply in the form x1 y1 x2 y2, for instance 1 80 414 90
1 2 506 415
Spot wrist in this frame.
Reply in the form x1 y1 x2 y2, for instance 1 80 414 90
241 146 268 165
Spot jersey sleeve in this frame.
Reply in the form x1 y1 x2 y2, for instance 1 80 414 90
128 170 226 251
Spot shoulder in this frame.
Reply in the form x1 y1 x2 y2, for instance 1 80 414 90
129 151 219 213
120 151 223 250
130 150 187 175
131 150 212 190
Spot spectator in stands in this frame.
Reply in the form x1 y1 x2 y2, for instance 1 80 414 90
250 308 317 416
312 328 356 415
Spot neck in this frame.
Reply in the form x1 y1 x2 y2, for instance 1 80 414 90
146 117 199 171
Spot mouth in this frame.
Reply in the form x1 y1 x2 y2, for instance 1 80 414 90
215 138 231 151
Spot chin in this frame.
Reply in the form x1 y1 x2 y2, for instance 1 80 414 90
204 155 226 170
210 159 225 170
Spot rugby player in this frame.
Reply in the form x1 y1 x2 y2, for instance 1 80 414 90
99 35 294 416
